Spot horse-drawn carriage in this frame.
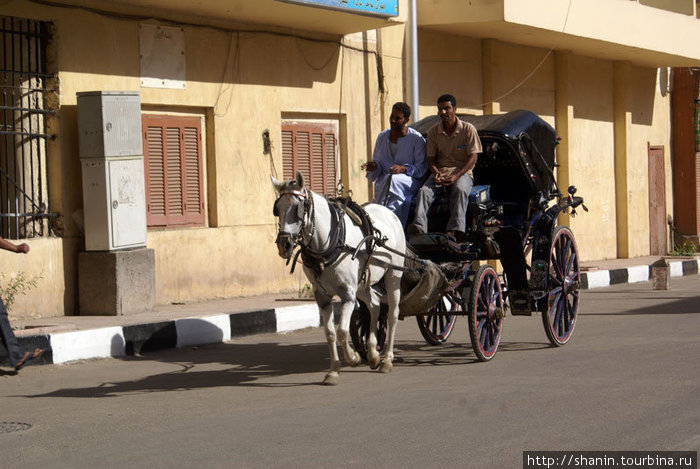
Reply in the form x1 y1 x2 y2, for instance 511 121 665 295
349 109 587 362
272 109 586 384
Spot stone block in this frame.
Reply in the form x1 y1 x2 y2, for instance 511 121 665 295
651 257 670 290
79 248 155 315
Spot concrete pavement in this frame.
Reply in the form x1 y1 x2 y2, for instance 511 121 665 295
2 255 698 368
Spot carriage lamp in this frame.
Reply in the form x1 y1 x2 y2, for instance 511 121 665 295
529 260 548 296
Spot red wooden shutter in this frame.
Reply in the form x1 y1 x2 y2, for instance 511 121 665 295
281 123 337 196
324 132 337 194
143 115 204 227
183 125 204 223
296 130 311 187
166 126 183 219
310 132 322 192
145 124 167 225
282 129 295 181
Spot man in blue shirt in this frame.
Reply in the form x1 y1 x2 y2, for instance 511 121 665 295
362 102 428 227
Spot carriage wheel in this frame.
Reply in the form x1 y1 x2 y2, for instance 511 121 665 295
416 293 458 345
349 301 387 361
465 264 504 362
541 226 580 346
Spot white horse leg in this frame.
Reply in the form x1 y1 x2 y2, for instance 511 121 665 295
365 293 382 370
337 297 361 369
379 274 402 374
317 294 341 386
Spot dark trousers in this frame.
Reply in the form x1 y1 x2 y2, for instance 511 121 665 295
494 227 528 292
0 297 24 367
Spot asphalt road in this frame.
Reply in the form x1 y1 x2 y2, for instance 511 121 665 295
1 276 699 469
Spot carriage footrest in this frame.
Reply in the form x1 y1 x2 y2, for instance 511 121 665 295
510 309 532 316
509 291 532 316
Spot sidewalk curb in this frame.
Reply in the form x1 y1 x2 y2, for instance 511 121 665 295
5 259 699 368
7 303 320 368
580 258 699 289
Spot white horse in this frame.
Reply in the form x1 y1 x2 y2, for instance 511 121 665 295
271 171 406 385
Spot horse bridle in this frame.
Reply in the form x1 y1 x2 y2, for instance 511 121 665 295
273 187 313 249
274 187 349 274
275 188 423 281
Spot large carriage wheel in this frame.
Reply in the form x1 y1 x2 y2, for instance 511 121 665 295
465 264 504 361
416 294 458 345
349 301 387 361
541 225 580 346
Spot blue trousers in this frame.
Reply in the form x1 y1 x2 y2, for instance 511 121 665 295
0 297 24 367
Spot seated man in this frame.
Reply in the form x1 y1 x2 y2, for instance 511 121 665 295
407 94 482 240
362 102 427 227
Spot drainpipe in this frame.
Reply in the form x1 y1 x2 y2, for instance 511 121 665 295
408 0 419 120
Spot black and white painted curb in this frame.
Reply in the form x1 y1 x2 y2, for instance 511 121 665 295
4 303 320 368
4 259 699 368
580 258 699 289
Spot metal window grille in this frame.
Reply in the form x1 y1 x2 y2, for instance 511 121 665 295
0 16 56 239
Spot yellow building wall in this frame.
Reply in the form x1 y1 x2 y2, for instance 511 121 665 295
415 31 671 263
4 1 397 314
416 29 482 117
483 40 556 121
569 56 618 261
1 1 674 317
626 65 673 257
650 69 674 252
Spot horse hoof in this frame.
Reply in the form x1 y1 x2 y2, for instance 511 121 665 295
322 373 339 386
379 361 393 374
368 356 380 370
347 353 361 368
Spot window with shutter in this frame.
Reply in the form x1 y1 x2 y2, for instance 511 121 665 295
142 114 205 227
281 123 338 195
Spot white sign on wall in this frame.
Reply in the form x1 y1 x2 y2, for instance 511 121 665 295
139 24 186 89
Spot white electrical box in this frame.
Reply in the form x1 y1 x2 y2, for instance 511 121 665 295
77 91 143 158
81 158 147 251
77 91 147 251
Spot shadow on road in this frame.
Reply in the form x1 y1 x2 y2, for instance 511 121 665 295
395 340 550 367
17 335 555 399
20 341 331 398
583 296 700 316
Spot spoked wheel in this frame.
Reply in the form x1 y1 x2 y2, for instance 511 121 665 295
349 301 387 361
542 226 580 346
416 293 458 345
465 264 504 361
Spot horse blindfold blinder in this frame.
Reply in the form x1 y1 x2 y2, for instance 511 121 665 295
273 191 308 220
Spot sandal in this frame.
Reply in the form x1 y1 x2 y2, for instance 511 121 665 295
14 348 43 371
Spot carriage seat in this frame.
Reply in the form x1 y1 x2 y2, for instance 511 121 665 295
425 184 491 234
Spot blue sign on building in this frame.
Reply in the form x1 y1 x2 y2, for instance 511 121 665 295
277 0 399 17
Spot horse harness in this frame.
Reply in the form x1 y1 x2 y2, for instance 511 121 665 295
274 188 421 284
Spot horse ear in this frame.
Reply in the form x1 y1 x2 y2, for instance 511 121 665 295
270 175 283 193
295 170 305 189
